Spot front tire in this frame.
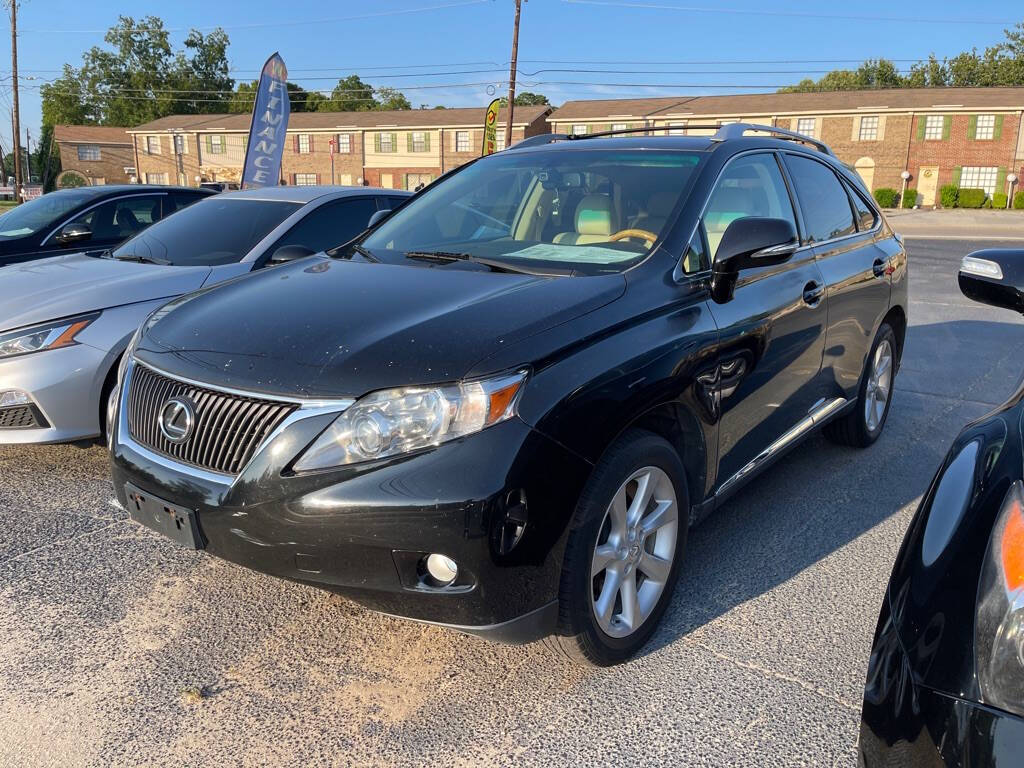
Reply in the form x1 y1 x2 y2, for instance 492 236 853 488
543 429 688 666
824 323 896 448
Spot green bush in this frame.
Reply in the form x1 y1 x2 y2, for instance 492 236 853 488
982 197 993 209
1014 190 1024 209
873 188 900 208
993 192 1008 209
901 188 917 208
940 184 959 208
57 170 87 189
958 188 987 209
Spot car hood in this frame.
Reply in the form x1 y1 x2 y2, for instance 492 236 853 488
136 256 626 398
0 252 212 331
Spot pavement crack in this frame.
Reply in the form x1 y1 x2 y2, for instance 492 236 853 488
685 638 861 713
1 521 120 566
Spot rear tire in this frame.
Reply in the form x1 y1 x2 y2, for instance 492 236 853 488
543 429 688 666
824 323 896 448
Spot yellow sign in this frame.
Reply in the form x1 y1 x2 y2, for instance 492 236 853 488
482 98 501 156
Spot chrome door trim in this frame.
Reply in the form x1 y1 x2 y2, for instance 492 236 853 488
41 192 169 246
714 396 847 498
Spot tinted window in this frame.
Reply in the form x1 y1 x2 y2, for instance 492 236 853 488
843 179 877 231
165 191 209 216
69 195 162 240
784 155 856 243
0 189 100 239
110 198 300 266
681 231 708 274
385 196 408 210
272 197 379 253
703 153 796 260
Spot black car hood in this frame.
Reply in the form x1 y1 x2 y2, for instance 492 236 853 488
136 256 625 398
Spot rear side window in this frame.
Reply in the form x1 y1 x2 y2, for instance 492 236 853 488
272 197 379 254
165 191 209 216
843 179 878 231
702 153 796 261
784 154 856 243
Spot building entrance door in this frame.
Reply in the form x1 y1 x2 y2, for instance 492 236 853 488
918 166 939 206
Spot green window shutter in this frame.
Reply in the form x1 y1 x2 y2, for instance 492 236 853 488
205 135 213 153
994 115 1004 140
915 117 926 142
942 115 951 140
997 167 1007 194
392 133 398 152
403 174 409 189
424 133 430 152
374 133 381 152
952 167 962 186
406 133 413 152
968 115 977 140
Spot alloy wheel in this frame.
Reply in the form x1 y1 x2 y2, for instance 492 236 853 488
590 466 678 638
864 339 893 433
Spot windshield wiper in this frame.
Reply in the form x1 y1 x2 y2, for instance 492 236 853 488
113 253 171 265
403 250 533 274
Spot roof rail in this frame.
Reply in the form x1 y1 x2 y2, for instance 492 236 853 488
712 123 835 156
512 133 570 149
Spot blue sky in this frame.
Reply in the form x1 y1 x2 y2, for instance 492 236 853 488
2 0 1022 149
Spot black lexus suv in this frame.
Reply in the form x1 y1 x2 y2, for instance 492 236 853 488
109 124 908 666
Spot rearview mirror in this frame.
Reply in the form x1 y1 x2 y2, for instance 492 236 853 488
366 209 390 228
958 249 1024 314
55 222 92 246
269 244 315 265
711 217 799 302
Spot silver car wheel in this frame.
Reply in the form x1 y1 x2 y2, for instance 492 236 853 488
590 466 678 638
864 339 893 434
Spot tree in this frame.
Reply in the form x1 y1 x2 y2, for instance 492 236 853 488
499 91 550 106
33 125 61 191
321 75 376 112
376 87 412 111
227 80 325 113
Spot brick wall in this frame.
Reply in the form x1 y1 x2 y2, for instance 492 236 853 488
134 134 202 185
820 114 914 192
57 142 135 185
441 127 527 172
363 166 438 190
907 112 1023 192
281 132 364 185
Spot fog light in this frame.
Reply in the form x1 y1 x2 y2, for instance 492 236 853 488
424 553 458 586
0 390 30 407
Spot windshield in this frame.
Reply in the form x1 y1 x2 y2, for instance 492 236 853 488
357 148 704 275
110 198 301 266
0 189 100 239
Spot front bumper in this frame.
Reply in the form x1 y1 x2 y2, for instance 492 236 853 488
110 362 592 641
859 590 1024 766
0 342 109 443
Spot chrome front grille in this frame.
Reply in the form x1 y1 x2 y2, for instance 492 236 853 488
126 362 298 475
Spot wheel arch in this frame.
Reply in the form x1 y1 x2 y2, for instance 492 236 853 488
880 304 907 369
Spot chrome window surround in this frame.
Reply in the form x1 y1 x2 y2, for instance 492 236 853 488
116 358 354 487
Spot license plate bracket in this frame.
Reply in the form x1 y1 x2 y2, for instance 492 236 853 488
125 483 204 550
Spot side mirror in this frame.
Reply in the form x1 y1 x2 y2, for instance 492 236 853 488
367 209 390 228
711 217 799 302
269 244 315 265
958 249 1024 314
55 222 92 246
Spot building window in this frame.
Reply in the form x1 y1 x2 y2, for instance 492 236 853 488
406 173 432 190
336 133 351 153
611 123 628 132
173 134 187 154
146 136 161 155
858 116 879 141
378 132 395 153
975 114 996 140
145 172 168 185
495 129 506 149
960 166 999 196
411 131 427 152
924 115 944 140
293 173 318 186
77 145 101 161
797 117 816 137
572 124 588 136
88 177 105 186
667 122 686 135
455 130 470 152
207 134 225 154
297 134 311 153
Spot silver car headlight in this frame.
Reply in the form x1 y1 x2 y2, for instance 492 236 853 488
293 370 528 471
0 313 99 359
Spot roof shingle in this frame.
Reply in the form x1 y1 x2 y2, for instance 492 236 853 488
53 125 132 145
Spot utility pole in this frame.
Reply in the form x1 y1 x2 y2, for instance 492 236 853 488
504 0 522 150
9 0 21 201
24 126 30 183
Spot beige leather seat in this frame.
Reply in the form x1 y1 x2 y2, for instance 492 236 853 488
630 191 676 235
553 194 618 245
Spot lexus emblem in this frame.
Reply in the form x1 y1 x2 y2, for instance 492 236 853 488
158 396 196 444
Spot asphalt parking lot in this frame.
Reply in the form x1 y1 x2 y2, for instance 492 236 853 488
2 238 1023 767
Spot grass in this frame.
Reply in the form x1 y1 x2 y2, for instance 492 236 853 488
0 200 19 210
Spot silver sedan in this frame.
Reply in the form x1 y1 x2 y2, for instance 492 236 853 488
0 185 410 444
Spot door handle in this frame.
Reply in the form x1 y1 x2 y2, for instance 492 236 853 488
803 281 824 306
872 258 889 278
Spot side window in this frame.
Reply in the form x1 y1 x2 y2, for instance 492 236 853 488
784 155 857 243
273 197 379 254
680 230 709 275
67 195 161 240
702 153 796 261
165 191 208 216
385 196 408 210
842 179 878 231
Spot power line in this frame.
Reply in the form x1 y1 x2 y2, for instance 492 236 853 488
562 0 1019 25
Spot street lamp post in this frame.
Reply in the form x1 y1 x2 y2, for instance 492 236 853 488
1007 173 1018 210
900 170 912 207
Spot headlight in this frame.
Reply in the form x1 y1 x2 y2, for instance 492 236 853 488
0 313 99 359
293 369 528 471
976 480 1024 715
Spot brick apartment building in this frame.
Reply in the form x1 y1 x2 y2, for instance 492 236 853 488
549 87 1024 205
127 106 551 191
53 125 135 185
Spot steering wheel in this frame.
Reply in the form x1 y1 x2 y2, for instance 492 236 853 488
607 228 658 247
